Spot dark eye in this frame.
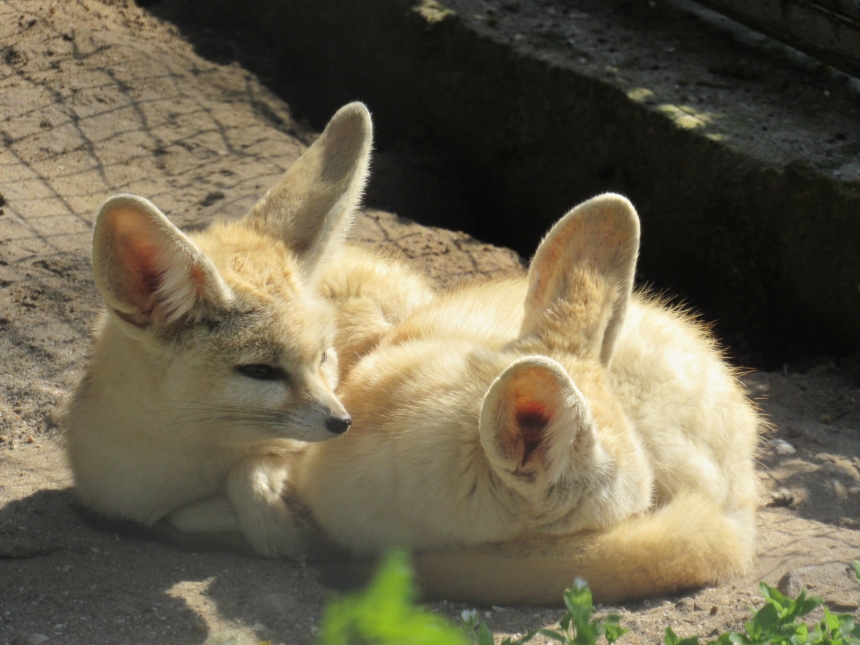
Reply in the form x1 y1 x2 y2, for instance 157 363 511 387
236 364 286 381
321 351 328 364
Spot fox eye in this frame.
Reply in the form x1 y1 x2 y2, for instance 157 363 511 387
236 364 286 381
321 351 328 364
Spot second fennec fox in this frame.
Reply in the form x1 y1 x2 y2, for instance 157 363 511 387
64 103 429 556
295 194 761 604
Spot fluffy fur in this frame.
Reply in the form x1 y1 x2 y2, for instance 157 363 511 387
294 194 761 603
63 103 426 556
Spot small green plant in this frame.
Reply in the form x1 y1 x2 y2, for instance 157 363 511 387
535 579 627 645
317 549 467 645
460 578 627 645
665 573 860 645
318 557 860 645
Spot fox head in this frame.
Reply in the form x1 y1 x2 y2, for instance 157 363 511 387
477 194 653 531
90 103 372 445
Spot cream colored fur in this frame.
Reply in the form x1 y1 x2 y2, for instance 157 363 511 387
295 194 760 603
64 103 431 557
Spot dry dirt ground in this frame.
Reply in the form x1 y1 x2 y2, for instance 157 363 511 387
0 1 858 644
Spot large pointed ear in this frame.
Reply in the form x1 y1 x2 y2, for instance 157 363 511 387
521 193 640 365
479 356 594 483
243 102 372 275
92 194 232 329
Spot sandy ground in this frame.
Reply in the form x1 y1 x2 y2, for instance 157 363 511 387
0 1 858 644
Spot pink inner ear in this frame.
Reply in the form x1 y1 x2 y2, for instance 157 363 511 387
119 236 162 313
516 403 550 467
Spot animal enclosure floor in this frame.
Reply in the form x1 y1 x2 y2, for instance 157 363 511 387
0 2 858 644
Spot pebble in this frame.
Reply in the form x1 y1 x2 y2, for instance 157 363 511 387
768 488 794 507
0 435 8 442
833 480 848 501
848 486 860 495
769 439 796 455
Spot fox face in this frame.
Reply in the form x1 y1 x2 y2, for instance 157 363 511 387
86 103 373 447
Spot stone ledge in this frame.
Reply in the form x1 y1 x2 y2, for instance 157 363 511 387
154 0 860 361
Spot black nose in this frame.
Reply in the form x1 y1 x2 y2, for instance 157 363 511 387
325 415 352 434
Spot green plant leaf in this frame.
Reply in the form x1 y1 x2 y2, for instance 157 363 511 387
318 549 468 645
824 608 842 632
752 601 781 633
761 582 789 610
604 621 628 644
784 589 824 624
477 622 495 645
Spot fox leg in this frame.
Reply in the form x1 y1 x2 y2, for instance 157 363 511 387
168 495 239 534
226 455 308 559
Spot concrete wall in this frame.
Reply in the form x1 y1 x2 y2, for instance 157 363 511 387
154 0 860 362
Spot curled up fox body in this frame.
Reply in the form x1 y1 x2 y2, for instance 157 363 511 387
66 101 761 604
292 193 762 605
64 103 428 556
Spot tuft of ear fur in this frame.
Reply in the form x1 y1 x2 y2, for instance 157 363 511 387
243 102 373 276
92 194 231 329
480 356 594 483
522 194 640 365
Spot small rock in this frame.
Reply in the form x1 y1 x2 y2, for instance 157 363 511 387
848 486 860 495
0 435 8 442
642 599 651 607
767 488 794 507
833 480 848 501
778 563 860 606
674 598 692 610
25 435 36 444
778 570 806 598
709 606 718 615
12 635 50 645
769 439 796 455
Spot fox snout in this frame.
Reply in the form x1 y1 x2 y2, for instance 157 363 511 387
298 380 353 441
325 414 352 434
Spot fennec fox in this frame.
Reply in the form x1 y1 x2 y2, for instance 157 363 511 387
296 194 760 603
64 103 428 556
